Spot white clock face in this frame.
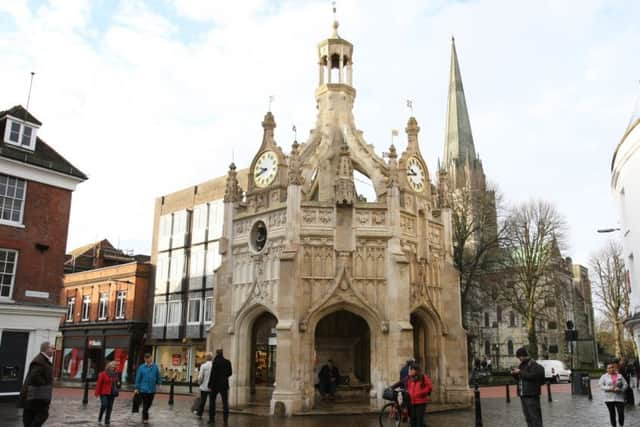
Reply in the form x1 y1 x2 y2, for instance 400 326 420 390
254 151 278 188
406 156 426 192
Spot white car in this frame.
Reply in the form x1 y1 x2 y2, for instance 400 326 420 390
536 360 571 383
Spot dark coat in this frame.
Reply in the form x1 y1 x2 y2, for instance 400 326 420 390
208 355 232 391
318 365 339 384
514 359 545 397
20 353 53 405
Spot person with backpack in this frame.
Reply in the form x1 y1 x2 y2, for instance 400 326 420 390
405 364 432 427
95 361 120 425
511 347 545 427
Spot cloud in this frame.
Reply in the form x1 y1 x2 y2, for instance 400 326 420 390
0 0 637 265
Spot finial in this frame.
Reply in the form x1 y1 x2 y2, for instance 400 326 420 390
268 95 275 112
229 162 237 171
451 34 455 42
388 144 397 159
331 1 339 37
406 99 414 115
292 124 297 141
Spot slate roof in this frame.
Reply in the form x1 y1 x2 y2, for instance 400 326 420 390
0 105 87 180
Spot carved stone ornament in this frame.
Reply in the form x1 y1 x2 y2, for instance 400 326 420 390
288 140 304 185
223 163 243 203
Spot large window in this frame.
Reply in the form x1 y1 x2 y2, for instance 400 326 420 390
191 204 208 244
98 292 108 320
0 174 26 225
168 249 185 292
155 252 169 293
153 302 167 326
0 249 18 299
188 298 201 324
167 301 182 325
66 297 75 322
3 119 37 150
81 295 91 321
115 291 126 319
204 296 213 323
189 245 205 289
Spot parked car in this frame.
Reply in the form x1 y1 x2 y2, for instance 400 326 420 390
536 359 571 383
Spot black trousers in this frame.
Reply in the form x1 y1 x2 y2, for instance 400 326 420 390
605 401 624 426
410 403 426 427
209 389 229 422
22 402 49 427
520 396 543 427
141 393 155 421
99 395 116 422
197 390 209 416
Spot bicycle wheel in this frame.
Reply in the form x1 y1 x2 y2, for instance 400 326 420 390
379 402 401 427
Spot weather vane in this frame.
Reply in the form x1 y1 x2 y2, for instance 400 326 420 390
292 125 297 141
406 99 414 115
332 1 337 18
268 95 275 112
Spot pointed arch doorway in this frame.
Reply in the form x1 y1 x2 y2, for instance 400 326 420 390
250 312 278 403
411 310 440 389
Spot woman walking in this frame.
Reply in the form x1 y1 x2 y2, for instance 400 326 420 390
405 364 433 427
95 361 120 425
599 362 627 427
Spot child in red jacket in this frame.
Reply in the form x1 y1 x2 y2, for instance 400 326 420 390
406 364 432 427
95 361 120 425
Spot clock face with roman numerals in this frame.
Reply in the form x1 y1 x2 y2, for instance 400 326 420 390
253 150 278 188
406 156 426 192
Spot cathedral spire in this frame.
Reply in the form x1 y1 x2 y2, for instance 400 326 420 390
444 37 476 166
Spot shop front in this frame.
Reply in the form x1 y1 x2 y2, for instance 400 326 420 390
58 322 146 384
152 340 207 384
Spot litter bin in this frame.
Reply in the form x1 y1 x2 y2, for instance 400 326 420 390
571 372 589 395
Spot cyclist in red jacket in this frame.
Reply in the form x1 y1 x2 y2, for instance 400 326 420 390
405 364 432 427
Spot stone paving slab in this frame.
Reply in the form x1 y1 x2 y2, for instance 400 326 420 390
3 385 640 426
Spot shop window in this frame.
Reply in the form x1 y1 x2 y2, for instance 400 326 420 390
153 302 167 326
66 297 75 322
81 295 91 321
115 291 126 319
98 292 108 320
105 348 129 383
204 296 213 323
188 298 201 324
167 301 182 325
61 348 84 379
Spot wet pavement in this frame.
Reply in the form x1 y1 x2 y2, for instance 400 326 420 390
3 383 640 426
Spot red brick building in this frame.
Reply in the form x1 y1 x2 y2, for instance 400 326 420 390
0 105 86 396
58 261 151 384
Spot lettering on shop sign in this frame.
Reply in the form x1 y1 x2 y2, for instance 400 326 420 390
25 290 49 298
88 339 102 348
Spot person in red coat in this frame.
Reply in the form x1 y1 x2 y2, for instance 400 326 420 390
95 361 120 425
405 364 432 427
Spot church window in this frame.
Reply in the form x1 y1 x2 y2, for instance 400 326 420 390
509 311 515 327
507 340 514 356
484 312 489 328
497 305 502 322
484 341 490 355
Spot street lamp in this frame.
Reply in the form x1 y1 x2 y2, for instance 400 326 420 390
597 228 621 233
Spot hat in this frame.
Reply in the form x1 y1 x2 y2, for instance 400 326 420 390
515 347 528 357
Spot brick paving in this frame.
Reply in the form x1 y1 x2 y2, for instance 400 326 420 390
2 382 640 426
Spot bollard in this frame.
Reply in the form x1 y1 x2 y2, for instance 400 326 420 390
587 375 592 400
82 380 89 405
474 382 483 427
189 376 193 394
168 377 175 406
546 380 552 403
505 383 511 403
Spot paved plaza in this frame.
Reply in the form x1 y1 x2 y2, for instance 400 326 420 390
3 383 640 426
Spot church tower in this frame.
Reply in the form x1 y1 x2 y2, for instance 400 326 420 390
209 17 470 416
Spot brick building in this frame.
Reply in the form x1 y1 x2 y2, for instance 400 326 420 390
0 105 86 396
58 261 150 384
64 238 150 273
149 171 247 384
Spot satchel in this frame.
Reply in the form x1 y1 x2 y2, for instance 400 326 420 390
191 396 201 412
132 393 142 413
382 387 396 401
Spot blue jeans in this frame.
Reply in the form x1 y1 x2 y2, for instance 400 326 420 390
99 395 115 423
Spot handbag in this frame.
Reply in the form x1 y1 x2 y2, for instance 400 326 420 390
191 396 201 413
382 387 396 401
132 393 142 413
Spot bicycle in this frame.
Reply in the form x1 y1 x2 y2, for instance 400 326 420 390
379 387 410 427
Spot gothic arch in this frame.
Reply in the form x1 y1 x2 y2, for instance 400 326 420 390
410 306 445 401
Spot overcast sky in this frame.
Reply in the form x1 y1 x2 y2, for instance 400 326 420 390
1 0 638 266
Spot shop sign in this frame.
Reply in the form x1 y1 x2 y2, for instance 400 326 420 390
172 354 181 366
88 339 102 348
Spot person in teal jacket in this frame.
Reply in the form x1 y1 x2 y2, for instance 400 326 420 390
135 354 162 424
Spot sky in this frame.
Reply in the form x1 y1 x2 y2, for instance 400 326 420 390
0 0 638 266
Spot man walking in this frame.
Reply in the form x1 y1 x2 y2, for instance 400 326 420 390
511 347 545 427
207 349 232 425
195 352 213 418
135 353 162 424
21 341 54 427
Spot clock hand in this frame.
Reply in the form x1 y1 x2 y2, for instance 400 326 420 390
407 169 417 176
256 167 268 177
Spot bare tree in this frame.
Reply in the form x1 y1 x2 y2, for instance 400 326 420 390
590 241 630 358
495 200 569 359
450 186 505 328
